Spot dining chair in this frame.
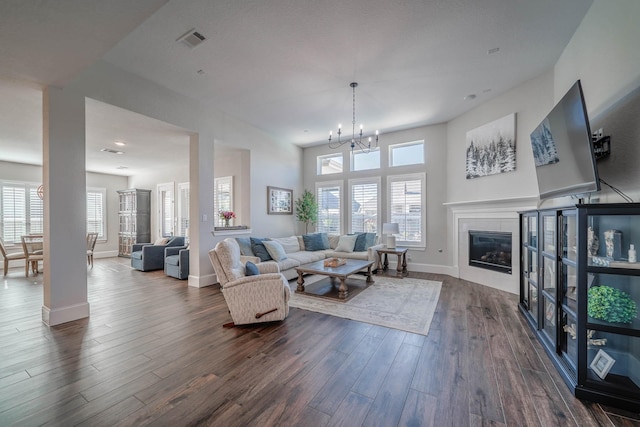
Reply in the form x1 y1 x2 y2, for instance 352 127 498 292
86 232 98 268
1 238 26 276
21 234 44 276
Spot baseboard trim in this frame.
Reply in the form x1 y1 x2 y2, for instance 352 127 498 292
42 302 90 326
94 250 119 259
408 262 457 276
188 273 217 288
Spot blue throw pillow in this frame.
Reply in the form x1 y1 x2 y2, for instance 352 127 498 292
302 233 329 251
353 232 376 251
250 237 272 262
245 261 259 276
236 237 254 256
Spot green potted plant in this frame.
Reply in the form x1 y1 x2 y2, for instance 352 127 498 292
587 285 637 324
295 189 317 234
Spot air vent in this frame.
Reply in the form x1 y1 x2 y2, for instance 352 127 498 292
100 148 124 155
177 29 207 49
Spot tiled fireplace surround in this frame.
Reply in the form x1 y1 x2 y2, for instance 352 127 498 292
447 198 538 295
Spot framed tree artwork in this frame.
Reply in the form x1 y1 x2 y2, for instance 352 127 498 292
267 186 293 215
465 113 517 179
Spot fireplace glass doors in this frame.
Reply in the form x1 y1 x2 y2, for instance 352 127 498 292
468 230 513 274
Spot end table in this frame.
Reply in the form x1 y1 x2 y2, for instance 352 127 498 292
376 247 408 277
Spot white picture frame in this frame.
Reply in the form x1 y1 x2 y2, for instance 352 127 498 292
589 349 615 379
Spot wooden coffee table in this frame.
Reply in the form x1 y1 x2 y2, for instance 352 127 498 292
295 259 375 300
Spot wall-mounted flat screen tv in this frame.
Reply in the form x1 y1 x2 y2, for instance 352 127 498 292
530 80 600 200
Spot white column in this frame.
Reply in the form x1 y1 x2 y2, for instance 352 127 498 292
42 86 89 325
187 132 217 287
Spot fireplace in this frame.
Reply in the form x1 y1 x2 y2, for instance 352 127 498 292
468 231 512 274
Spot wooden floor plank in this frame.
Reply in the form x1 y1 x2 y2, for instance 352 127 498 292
0 259 632 426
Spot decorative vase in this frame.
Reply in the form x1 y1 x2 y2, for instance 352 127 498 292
604 229 622 260
224 219 230 227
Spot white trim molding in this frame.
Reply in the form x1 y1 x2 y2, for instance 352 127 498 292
42 302 90 326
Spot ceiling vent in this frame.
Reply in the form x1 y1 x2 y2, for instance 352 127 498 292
177 29 206 49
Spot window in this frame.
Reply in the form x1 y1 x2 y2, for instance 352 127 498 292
316 181 342 234
349 178 380 234
87 188 106 240
177 182 190 239
351 149 380 171
158 182 175 237
214 176 233 226
317 153 343 175
389 140 424 167
388 173 426 247
0 181 106 244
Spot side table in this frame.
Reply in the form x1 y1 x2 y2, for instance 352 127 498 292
376 247 408 277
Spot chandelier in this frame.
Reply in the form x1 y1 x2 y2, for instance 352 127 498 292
328 82 379 153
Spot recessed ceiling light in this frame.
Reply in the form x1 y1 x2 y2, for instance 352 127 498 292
464 94 477 101
114 141 126 146
100 148 124 155
488 47 500 54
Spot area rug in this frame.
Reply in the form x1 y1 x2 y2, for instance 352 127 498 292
289 275 442 336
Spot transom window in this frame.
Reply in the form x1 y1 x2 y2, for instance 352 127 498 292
317 153 343 175
389 140 425 167
351 149 380 171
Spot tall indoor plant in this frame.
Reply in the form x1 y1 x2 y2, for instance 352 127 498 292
295 189 318 234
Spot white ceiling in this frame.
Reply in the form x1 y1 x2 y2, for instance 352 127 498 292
0 0 594 175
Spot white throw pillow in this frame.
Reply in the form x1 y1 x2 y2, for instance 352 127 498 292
154 237 170 245
335 235 357 253
263 240 288 261
272 236 300 253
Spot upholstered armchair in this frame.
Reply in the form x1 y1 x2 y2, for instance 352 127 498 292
208 238 290 326
131 236 185 272
164 246 189 280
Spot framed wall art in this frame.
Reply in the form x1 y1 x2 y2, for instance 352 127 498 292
267 186 293 215
465 113 517 179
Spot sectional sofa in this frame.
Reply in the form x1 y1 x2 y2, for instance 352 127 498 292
236 233 384 281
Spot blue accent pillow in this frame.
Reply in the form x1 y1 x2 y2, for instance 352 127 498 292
303 233 329 251
354 232 377 251
236 237 254 256
245 261 259 276
250 237 272 262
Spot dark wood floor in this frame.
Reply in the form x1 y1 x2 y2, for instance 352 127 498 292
1 258 639 426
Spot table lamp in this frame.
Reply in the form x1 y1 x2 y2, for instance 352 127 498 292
382 222 400 249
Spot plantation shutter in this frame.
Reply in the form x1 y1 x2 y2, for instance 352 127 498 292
317 183 341 234
1 184 27 243
350 181 379 233
214 176 233 226
28 187 44 235
86 190 105 238
389 178 422 244
178 183 190 237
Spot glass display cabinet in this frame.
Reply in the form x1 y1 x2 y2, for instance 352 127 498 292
117 189 151 257
520 204 640 411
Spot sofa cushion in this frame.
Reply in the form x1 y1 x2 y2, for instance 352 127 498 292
165 255 180 266
250 237 272 262
235 237 255 256
275 257 301 271
272 236 300 253
131 251 143 260
287 250 326 264
328 234 341 249
354 232 377 251
303 233 330 251
325 249 369 260
335 235 357 253
263 240 288 261
245 261 260 276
